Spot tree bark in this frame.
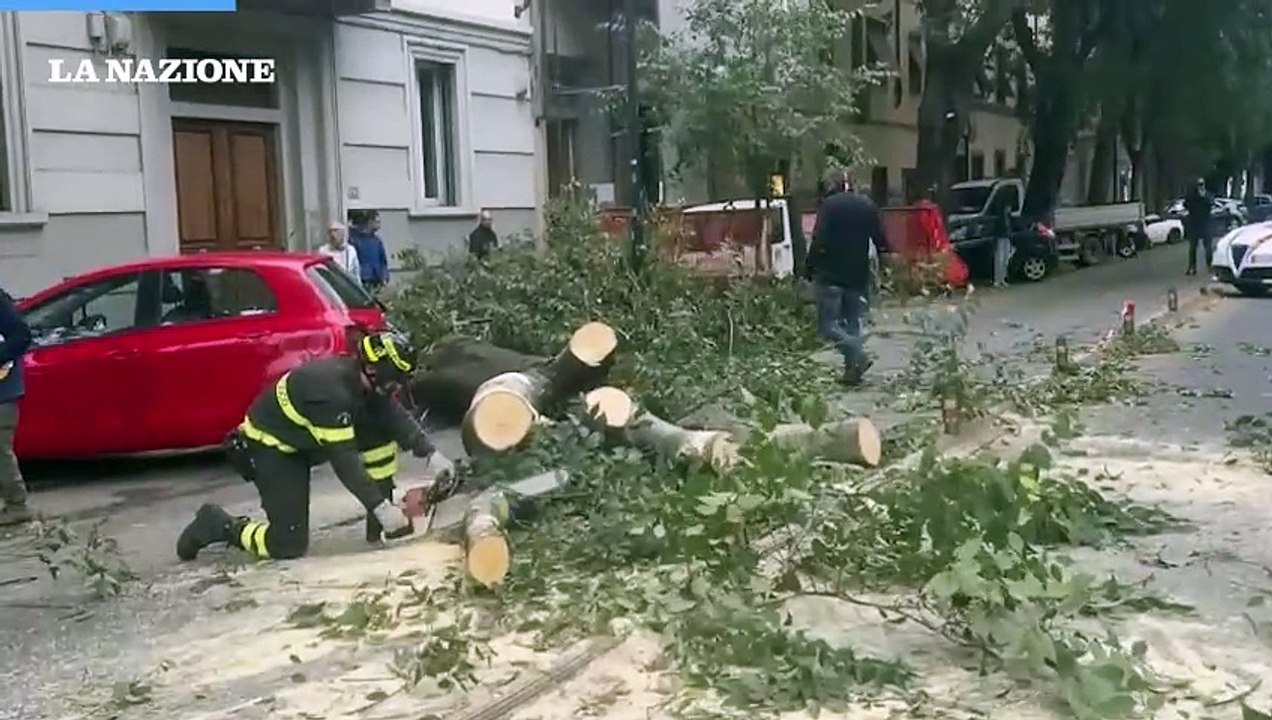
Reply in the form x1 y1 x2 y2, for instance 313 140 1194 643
583 386 883 469
1086 112 1117 204
461 487 511 587
412 322 619 454
913 0 1024 201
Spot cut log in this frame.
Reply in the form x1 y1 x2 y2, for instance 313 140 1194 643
462 488 512 587
421 469 570 586
584 386 740 472
411 321 619 426
584 386 883 469
454 322 619 454
767 419 883 468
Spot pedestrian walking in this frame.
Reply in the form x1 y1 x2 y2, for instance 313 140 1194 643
805 168 887 386
1184 179 1213 276
467 210 499 262
348 210 390 291
0 287 33 526
319 221 361 285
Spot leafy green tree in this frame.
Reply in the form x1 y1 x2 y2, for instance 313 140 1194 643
913 0 1031 199
639 0 874 205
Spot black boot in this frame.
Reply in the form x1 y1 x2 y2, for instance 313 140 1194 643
365 480 396 544
176 503 235 561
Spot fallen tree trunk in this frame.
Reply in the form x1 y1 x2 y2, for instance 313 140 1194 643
421 469 570 587
584 386 883 469
584 386 740 472
410 321 618 426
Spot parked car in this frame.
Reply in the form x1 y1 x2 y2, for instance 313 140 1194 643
1143 214 1184 245
1165 196 1247 233
1246 193 1272 223
1211 221 1272 296
946 211 1059 282
946 178 1142 266
14 252 388 460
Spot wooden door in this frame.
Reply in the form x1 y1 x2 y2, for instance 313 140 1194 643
172 119 281 253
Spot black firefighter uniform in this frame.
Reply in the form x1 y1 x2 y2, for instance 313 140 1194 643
230 355 436 559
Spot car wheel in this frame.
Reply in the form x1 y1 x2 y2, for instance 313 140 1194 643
1238 283 1268 297
1115 232 1138 258
1076 234 1102 266
1166 228 1182 244
1016 254 1050 282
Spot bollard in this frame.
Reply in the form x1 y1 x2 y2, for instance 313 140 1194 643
1167 287 1179 313
1054 335 1070 373
941 394 960 435
1121 300 1135 336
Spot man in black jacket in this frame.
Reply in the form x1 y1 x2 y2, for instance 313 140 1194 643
1184 179 1213 276
805 168 888 386
0 288 33 526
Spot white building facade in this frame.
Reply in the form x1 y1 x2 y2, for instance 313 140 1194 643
0 1 543 296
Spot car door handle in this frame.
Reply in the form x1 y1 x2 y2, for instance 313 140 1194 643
106 349 137 359
243 331 267 340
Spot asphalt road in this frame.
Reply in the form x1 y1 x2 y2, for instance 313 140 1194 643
0 240 1209 718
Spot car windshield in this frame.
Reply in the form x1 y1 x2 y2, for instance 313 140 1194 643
946 186 993 214
306 261 377 310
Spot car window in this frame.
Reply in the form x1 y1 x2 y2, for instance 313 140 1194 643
306 261 377 310
159 267 278 326
23 273 143 347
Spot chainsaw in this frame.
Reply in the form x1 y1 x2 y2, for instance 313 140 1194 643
399 462 468 534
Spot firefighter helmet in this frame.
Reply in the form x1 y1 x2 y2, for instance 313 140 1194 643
358 331 416 390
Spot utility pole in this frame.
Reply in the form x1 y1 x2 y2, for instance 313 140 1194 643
623 0 648 273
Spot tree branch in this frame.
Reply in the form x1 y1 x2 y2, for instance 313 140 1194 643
953 0 1025 65
1010 9 1042 70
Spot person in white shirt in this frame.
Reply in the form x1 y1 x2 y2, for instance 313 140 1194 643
319 221 361 286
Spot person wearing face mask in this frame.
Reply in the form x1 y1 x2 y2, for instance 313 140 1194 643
1184 179 1213 276
175 331 455 561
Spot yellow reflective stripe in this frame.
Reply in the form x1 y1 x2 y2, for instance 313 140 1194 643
274 375 355 444
239 419 296 453
238 521 270 559
362 335 411 372
360 442 398 464
367 459 398 480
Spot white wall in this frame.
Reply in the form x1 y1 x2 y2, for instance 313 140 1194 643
0 12 150 295
20 13 146 215
334 11 537 258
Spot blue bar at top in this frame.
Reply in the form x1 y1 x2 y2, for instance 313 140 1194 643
0 0 235 9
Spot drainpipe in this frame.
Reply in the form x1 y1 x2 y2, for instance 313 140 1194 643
530 0 548 241
622 0 646 272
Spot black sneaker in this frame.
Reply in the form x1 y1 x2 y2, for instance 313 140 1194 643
839 358 875 387
176 504 234 561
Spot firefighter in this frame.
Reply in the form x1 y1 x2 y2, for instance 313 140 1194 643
176 331 454 561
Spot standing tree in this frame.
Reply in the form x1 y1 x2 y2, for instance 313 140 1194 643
639 0 875 229
912 0 1030 200
1011 0 1109 218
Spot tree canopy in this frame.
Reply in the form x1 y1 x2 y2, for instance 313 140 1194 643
639 0 879 199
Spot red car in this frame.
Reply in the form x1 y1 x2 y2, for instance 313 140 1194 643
14 252 389 459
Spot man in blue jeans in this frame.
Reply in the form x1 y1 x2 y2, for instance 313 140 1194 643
805 168 888 386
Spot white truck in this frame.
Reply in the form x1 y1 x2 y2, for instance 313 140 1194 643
948 177 1147 266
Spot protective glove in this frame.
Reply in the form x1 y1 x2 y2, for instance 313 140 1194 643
372 501 414 540
424 450 456 482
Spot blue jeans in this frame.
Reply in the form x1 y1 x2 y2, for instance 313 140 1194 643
814 283 867 369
